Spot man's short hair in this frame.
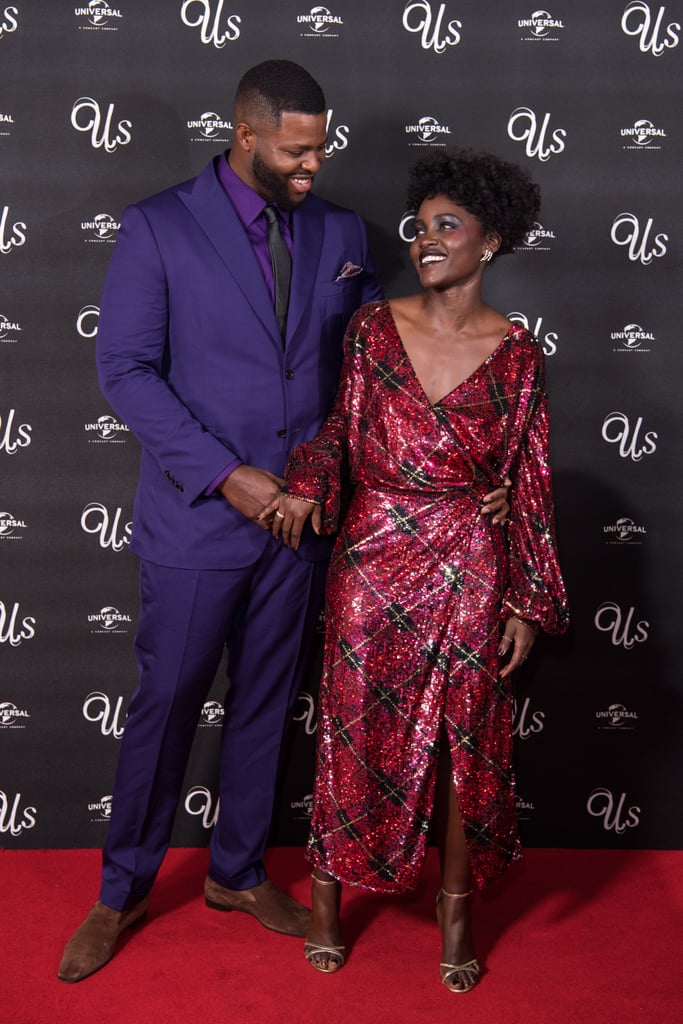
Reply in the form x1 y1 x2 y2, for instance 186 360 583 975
235 59 326 127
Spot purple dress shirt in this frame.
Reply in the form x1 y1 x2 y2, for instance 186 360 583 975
206 153 294 494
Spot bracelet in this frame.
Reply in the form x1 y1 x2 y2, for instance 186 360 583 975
512 615 538 637
282 491 320 506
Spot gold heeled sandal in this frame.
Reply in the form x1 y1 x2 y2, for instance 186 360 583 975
437 888 480 994
304 874 345 974
304 942 346 972
439 958 481 993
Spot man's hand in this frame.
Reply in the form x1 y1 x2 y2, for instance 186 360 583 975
218 465 284 529
481 477 511 525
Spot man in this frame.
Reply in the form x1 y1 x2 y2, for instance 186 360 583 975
58 59 506 982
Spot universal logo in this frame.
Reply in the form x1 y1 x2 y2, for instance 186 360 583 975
0 510 27 541
0 110 14 136
200 699 224 726
83 691 126 738
186 111 233 144
601 411 657 462
180 0 241 48
507 311 558 357
88 606 132 635
88 795 113 822
297 5 343 37
81 213 120 243
0 312 22 343
515 795 535 821
587 788 639 833
405 116 452 147
0 601 36 647
621 2 680 56
74 2 123 30
594 601 649 649
518 9 565 41
611 323 654 353
81 502 132 552
84 414 130 443
603 516 646 545
0 792 37 837
402 1 462 53
184 786 219 829
1 203 27 254
1 409 32 455
0 6 18 39
621 118 667 150
77 305 100 338
516 221 555 252
0 701 30 728
508 106 566 162
290 793 314 819
595 703 639 730
71 97 132 153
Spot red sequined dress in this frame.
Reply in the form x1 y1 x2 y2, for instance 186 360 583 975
284 301 569 891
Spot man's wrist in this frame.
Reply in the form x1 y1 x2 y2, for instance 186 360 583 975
206 459 242 496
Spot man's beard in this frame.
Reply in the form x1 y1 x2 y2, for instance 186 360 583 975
252 150 302 211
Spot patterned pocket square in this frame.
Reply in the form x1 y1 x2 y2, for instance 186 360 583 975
335 262 363 281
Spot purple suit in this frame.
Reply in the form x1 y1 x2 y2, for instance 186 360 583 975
95 156 382 908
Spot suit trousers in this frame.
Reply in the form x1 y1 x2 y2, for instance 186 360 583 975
99 538 326 911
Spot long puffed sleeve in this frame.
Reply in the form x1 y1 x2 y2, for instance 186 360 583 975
283 304 373 533
502 347 569 635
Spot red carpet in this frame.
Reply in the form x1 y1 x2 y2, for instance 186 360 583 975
3 847 681 1023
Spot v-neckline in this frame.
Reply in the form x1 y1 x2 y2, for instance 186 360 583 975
385 302 514 408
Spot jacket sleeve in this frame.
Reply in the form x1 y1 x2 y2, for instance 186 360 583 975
502 346 569 635
96 204 237 505
283 306 371 533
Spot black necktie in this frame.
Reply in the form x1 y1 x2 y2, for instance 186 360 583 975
262 204 291 340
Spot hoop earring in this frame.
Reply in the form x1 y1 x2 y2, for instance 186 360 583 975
480 248 493 263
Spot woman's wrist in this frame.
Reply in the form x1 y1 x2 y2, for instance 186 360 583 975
510 614 539 637
282 489 320 506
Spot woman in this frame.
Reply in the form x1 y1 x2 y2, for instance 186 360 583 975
267 150 569 992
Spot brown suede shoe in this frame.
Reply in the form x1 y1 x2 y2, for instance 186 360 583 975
57 897 148 983
204 877 310 937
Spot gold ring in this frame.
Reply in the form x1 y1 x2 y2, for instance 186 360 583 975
275 510 285 519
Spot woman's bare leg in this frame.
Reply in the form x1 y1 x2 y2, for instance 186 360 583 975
433 737 479 991
304 869 345 973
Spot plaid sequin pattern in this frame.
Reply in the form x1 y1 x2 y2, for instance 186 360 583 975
286 302 568 892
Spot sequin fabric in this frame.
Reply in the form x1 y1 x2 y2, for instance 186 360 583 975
285 301 569 892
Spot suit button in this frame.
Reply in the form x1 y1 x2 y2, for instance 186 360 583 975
285 370 295 380
277 428 287 438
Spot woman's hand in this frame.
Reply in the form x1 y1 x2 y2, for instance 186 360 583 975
498 615 537 678
260 493 322 551
481 477 511 525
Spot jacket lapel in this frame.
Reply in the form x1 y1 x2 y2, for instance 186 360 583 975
286 195 324 344
179 159 326 348
178 159 279 341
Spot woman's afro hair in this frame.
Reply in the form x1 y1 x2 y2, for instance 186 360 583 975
406 148 541 256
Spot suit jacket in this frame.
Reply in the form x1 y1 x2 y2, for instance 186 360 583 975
96 157 383 569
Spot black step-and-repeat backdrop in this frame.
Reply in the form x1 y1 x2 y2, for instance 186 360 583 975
2 1 681 853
